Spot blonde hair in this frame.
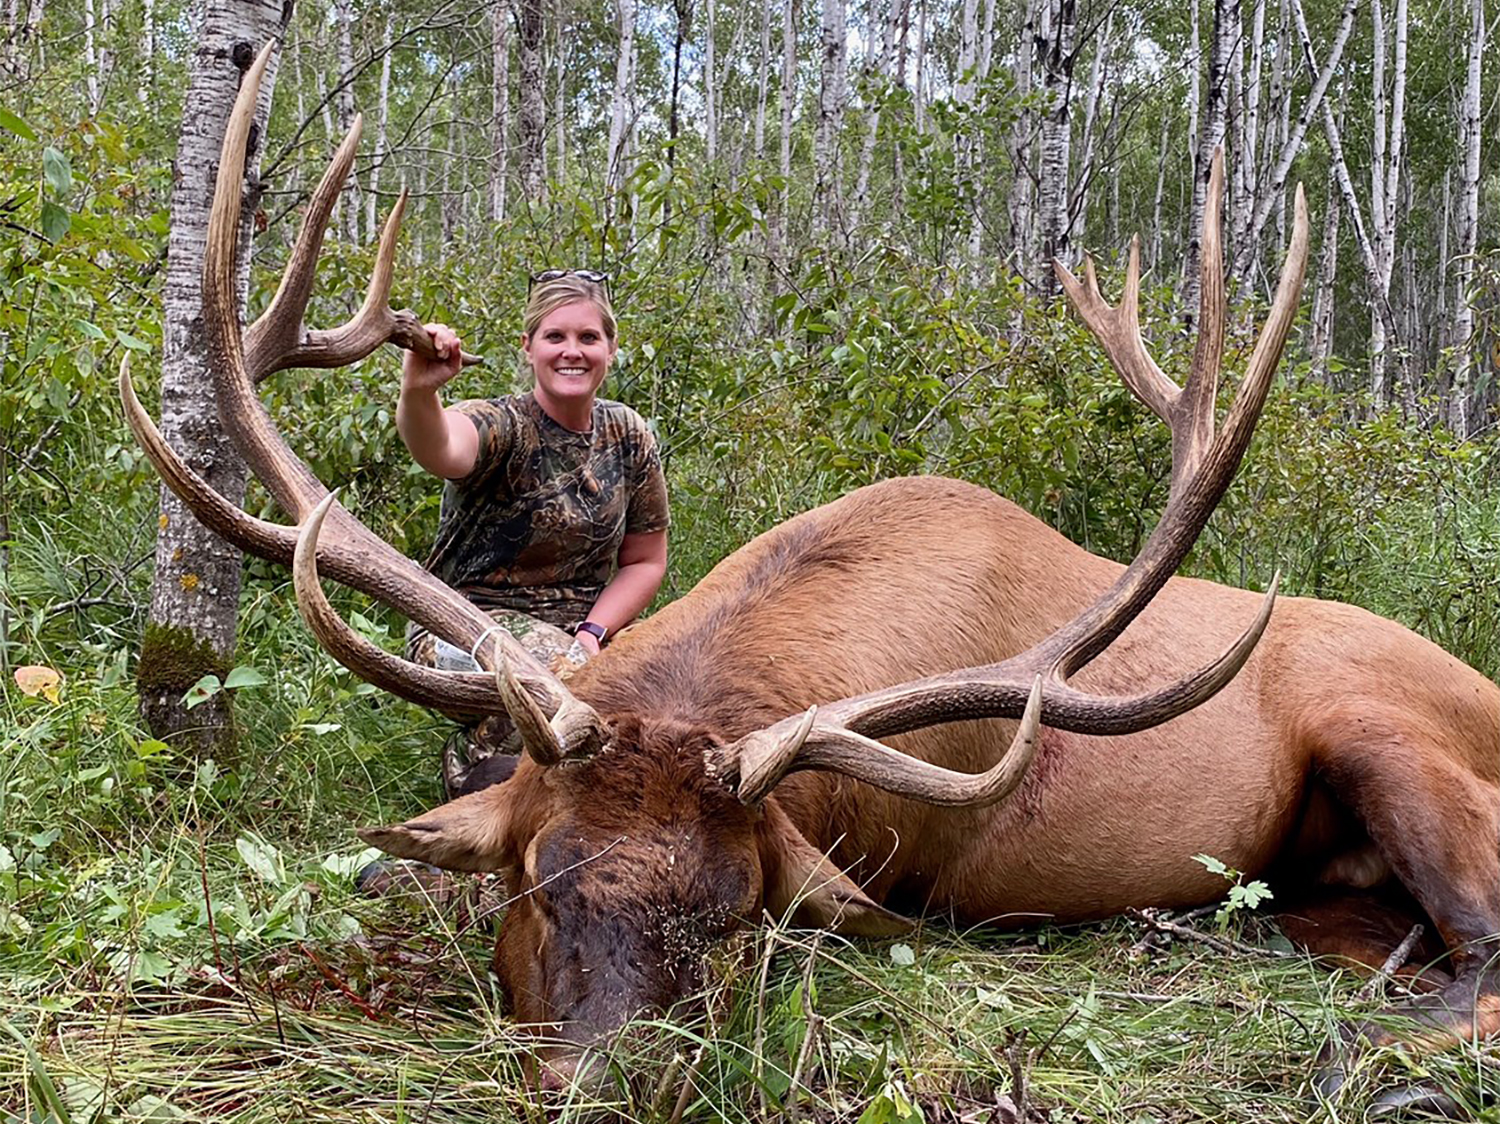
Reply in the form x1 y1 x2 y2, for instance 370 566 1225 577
521 275 617 342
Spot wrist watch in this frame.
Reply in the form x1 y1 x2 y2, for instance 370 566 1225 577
573 620 608 644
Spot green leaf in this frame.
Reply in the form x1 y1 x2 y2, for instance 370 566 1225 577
889 942 916 967
236 834 286 885
114 329 151 352
0 843 13 873
28 828 60 851
1192 853 1230 878
0 106 36 140
135 738 171 759
222 666 268 690
181 674 221 709
143 909 185 940
40 200 70 243
42 145 72 196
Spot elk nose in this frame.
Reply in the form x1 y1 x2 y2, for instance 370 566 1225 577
538 1048 611 1104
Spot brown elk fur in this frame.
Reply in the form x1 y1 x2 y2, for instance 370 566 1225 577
370 474 1500 1074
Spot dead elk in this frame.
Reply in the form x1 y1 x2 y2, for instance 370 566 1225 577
124 41 1500 1107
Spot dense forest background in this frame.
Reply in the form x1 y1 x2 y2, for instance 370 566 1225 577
2 0 1500 1117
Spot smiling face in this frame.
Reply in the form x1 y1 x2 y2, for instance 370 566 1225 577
521 300 617 426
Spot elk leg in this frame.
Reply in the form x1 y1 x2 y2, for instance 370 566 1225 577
1308 721 1500 1101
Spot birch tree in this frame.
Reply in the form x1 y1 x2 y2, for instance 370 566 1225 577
1035 0 1077 295
140 1 293 751
1183 0 1234 328
1449 0 1484 435
1366 0 1408 402
753 0 772 161
814 0 847 234
606 0 636 195
367 15 392 239
518 0 547 200
336 0 359 242
704 0 717 165
491 0 510 223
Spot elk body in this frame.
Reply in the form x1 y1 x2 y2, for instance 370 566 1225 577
126 43 1500 1101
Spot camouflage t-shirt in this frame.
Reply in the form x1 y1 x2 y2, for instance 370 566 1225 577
422 392 670 628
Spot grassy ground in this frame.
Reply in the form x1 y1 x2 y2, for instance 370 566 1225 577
4 640 1498 1123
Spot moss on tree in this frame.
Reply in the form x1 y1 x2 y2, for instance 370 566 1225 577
137 622 230 692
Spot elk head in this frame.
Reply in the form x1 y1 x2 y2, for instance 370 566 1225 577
123 40 1308 1089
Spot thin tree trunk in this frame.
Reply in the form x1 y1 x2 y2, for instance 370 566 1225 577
606 0 635 196
554 0 566 186
753 0 772 160
1183 0 1234 331
1035 0 1076 294
83 0 98 112
1150 109 1169 268
1248 0 1354 257
1310 188 1340 382
954 0 978 261
368 14 392 239
968 0 996 260
814 0 846 234
1007 0 1038 284
491 1 510 223
1291 0 1404 391
1449 0 1483 436
667 0 690 180
1230 0 1265 284
142 1 293 754
518 0 546 200
772 0 795 272
853 0 899 231
1187 0 1201 174
1069 13 1111 253
913 0 926 134
140 0 155 100
336 0 359 243
705 0 718 165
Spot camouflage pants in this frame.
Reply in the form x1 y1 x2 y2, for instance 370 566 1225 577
406 610 590 794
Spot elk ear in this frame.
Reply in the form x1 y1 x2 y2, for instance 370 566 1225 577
758 800 913 938
358 783 518 873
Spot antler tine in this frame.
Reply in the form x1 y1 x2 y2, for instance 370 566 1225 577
291 494 580 721
126 38 600 738
1055 234 1177 422
248 184 482 381
728 679 1045 807
714 151 1309 810
243 113 364 382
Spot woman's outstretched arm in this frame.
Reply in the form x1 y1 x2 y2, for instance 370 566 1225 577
397 322 480 480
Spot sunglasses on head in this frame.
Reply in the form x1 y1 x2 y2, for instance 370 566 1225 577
528 268 610 294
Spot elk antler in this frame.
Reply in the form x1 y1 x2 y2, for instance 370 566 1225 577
713 150 1308 806
122 40 602 752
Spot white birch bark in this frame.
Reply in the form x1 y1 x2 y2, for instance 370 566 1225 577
367 15 391 239
83 0 99 112
1248 0 1354 257
144 2 293 751
1309 192 1340 381
852 0 899 231
1183 0 1234 329
1187 0 1201 173
705 0 718 164
491 1 510 223
1230 0 1265 283
1036 0 1076 293
1007 0 1038 283
814 0 847 234
1150 110 1169 268
606 0 635 194
913 0 926 134
1291 0 1403 393
1449 0 1484 436
554 1 566 186
753 0 772 160
1069 13 1111 253
140 0 155 100
953 0 978 259
336 0 359 243
773 0 795 268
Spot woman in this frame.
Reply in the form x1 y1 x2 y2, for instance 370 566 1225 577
398 272 669 795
